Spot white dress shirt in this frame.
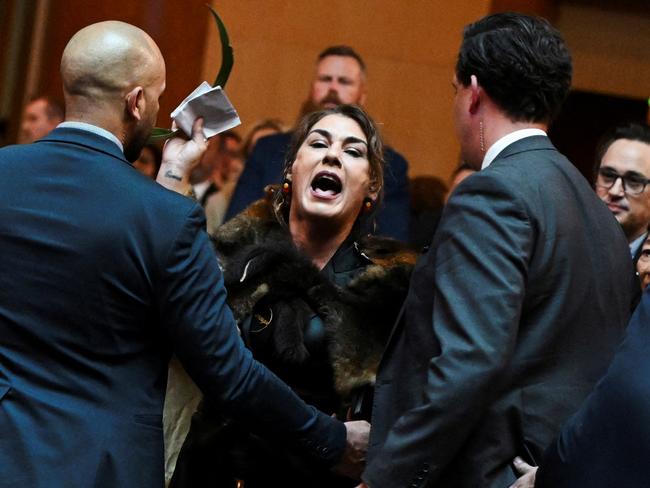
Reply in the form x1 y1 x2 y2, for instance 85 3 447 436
481 128 547 170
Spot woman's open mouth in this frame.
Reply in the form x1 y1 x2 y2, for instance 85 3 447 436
310 171 342 199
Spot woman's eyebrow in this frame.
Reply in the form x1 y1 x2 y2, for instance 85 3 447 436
344 136 368 147
309 129 367 146
308 129 332 140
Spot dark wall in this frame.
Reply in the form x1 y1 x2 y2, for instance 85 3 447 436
549 91 649 184
1 0 38 144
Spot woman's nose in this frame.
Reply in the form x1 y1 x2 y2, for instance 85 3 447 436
323 145 342 167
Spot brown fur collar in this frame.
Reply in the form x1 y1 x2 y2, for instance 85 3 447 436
212 194 417 396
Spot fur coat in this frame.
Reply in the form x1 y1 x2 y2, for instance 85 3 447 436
213 193 417 401
170 195 417 488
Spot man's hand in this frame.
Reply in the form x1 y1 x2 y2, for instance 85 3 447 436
508 456 538 488
332 420 370 480
156 117 207 194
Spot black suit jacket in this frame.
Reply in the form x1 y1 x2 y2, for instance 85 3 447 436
225 131 411 241
0 128 344 488
536 287 650 488
363 136 635 488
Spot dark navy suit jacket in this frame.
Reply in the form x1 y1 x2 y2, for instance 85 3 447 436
225 132 411 241
536 286 650 488
0 128 344 488
364 136 635 488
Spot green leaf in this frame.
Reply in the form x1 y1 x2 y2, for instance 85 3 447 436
148 127 180 142
207 4 234 89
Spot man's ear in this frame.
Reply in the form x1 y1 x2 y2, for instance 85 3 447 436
469 75 482 115
125 86 144 121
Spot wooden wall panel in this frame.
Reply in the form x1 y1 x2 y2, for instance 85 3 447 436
202 1 491 178
0 0 38 143
10 0 650 179
556 3 650 100
33 0 210 128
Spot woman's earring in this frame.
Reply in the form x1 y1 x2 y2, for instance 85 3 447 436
282 179 291 194
362 197 373 213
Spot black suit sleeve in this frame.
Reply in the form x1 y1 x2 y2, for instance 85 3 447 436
536 289 650 488
364 173 533 487
157 204 346 465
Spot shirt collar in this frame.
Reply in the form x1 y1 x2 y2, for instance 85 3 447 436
57 121 124 153
481 128 548 170
630 232 647 258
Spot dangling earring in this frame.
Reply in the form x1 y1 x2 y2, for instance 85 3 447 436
282 179 291 194
362 197 373 213
479 119 486 153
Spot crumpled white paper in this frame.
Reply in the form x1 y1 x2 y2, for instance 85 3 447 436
171 81 241 139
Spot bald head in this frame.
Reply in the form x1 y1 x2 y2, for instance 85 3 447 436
61 21 166 161
62 21 164 101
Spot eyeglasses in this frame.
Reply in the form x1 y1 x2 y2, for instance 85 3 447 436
596 167 650 196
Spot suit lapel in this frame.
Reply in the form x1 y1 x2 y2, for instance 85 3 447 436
378 248 436 368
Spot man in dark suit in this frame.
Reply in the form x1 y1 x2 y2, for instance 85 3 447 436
361 13 636 488
529 287 650 487
224 45 410 241
510 288 650 488
593 122 650 266
0 21 366 488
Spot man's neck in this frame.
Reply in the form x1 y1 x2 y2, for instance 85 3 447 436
64 98 125 146
483 119 548 150
478 113 548 169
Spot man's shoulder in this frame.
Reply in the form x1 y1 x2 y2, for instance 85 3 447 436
384 145 408 165
485 140 578 191
245 131 293 173
254 131 293 153
0 141 55 161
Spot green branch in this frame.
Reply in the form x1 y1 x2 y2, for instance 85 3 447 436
148 4 234 142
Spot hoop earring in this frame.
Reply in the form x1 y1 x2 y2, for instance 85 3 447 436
282 179 291 194
362 197 373 213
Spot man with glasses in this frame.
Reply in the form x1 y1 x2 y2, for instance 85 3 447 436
595 122 650 264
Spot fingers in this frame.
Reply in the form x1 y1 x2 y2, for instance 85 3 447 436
191 117 207 146
513 456 534 474
158 117 208 186
332 420 370 479
345 420 370 457
508 458 538 488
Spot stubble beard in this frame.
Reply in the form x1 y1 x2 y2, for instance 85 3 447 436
124 119 153 163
